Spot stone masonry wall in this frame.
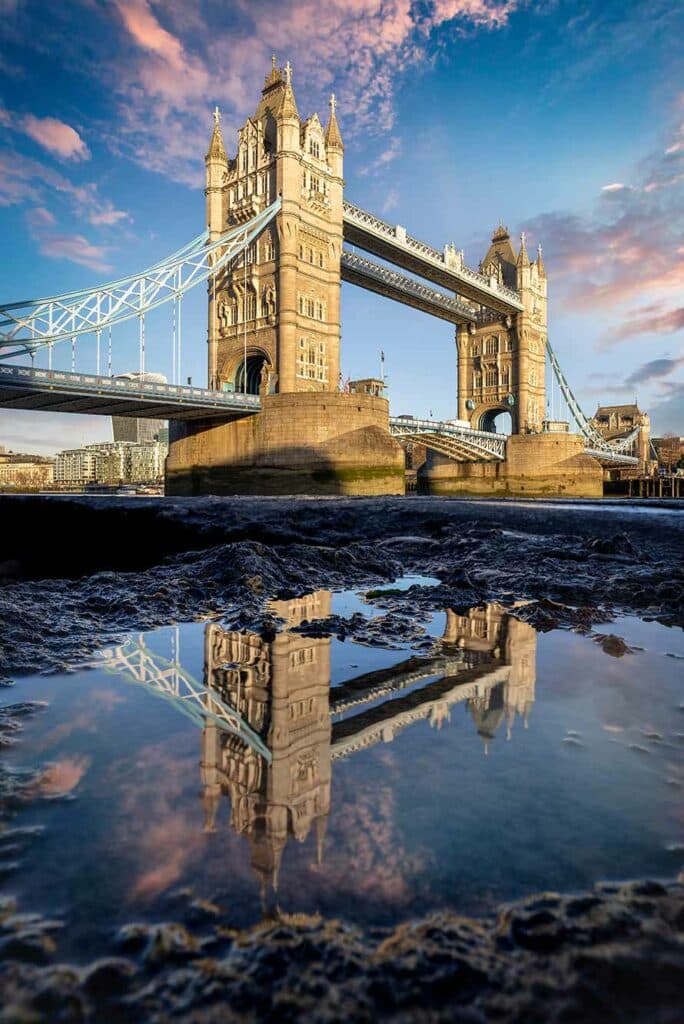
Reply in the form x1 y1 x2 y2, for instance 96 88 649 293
166 392 405 496
419 433 603 497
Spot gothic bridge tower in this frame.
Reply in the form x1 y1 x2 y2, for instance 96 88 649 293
205 58 343 395
456 228 547 434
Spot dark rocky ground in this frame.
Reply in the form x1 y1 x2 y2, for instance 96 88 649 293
1 494 683 1021
0 495 683 680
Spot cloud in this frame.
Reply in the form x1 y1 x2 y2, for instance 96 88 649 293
382 188 401 214
522 101 684 340
96 0 522 185
625 355 684 386
647 380 684 435
26 207 113 272
0 411 112 455
88 202 132 227
610 305 684 343
36 755 91 797
20 114 90 162
359 138 402 177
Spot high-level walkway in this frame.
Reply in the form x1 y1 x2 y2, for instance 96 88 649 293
343 202 524 315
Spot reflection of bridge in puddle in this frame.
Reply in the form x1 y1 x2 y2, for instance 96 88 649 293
98 594 536 897
199 594 536 895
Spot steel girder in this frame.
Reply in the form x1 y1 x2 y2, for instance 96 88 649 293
341 250 477 324
390 417 506 461
98 636 272 761
343 201 523 314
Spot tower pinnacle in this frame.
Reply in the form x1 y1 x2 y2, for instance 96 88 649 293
517 231 530 268
536 243 546 278
324 92 344 151
205 106 227 162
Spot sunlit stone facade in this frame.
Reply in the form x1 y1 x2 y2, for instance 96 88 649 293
205 59 343 396
456 228 547 434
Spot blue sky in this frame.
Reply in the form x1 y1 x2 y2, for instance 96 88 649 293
0 0 682 452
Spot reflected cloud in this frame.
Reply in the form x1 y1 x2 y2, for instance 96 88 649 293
36 754 91 797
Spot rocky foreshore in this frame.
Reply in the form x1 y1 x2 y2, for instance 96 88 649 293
0 495 682 680
0 877 683 1022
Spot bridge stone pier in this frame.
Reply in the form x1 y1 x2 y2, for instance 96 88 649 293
419 433 603 497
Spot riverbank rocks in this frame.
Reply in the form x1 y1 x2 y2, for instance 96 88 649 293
0 880 681 1021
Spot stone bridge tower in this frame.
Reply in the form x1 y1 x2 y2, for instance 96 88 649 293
205 58 343 395
456 228 547 434
200 592 332 898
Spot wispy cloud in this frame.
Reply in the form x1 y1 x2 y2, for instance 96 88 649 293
98 0 523 185
625 354 684 386
26 207 112 272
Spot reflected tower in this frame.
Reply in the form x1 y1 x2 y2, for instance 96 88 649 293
200 592 332 896
443 603 536 751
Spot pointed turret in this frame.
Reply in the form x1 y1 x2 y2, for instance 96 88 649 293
517 231 530 268
324 93 344 151
535 243 546 278
480 221 517 289
205 105 227 163
276 60 300 120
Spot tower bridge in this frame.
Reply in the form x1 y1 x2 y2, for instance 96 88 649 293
0 57 648 495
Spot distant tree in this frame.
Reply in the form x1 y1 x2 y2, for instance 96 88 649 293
658 433 681 472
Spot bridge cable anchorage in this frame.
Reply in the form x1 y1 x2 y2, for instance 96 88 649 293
545 338 639 463
0 199 282 362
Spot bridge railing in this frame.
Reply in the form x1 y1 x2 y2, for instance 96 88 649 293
0 364 262 408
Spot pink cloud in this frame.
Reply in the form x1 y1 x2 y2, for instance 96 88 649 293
610 306 684 343
89 203 131 226
522 103 684 341
27 207 113 272
36 755 91 797
102 0 521 184
21 114 90 162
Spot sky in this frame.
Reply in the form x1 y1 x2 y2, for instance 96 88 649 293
0 0 682 453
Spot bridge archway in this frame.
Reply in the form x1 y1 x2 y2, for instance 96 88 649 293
476 406 513 435
234 352 268 395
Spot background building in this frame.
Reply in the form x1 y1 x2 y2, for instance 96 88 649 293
111 372 168 445
54 440 168 487
0 449 54 489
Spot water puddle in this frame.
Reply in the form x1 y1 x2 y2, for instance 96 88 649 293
2 580 683 961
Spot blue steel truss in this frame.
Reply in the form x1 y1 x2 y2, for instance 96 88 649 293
0 200 281 361
98 636 272 762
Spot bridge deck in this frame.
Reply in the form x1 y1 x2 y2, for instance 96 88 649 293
0 365 261 420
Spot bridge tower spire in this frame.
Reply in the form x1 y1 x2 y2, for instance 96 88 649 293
206 59 343 397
